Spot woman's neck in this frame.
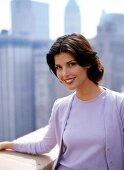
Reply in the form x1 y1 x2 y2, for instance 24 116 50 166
76 83 105 101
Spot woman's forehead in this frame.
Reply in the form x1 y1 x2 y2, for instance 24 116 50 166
54 52 75 64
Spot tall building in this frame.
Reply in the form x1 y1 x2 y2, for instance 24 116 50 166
31 1 49 40
33 40 52 129
11 0 49 40
64 0 81 35
91 12 124 92
0 33 35 140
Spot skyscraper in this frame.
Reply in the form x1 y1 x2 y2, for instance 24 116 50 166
31 1 49 40
0 34 35 140
11 0 49 40
92 12 124 92
64 0 81 35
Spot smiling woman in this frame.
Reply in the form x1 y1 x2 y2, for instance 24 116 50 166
0 33 124 170
54 52 90 90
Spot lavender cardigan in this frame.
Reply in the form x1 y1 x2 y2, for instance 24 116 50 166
14 88 124 170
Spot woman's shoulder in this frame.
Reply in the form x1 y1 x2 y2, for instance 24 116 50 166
106 88 124 99
105 88 124 110
54 92 75 107
50 92 75 118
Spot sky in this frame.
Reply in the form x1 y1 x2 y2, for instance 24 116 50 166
0 0 124 40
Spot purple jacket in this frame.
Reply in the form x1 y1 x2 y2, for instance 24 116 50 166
13 88 124 170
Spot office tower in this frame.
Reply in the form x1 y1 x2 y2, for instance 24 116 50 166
11 0 49 40
92 12 124 92
11 0 33 38
0 33 35 140
0 32 52 140
33 40 52 129
64 0 81 35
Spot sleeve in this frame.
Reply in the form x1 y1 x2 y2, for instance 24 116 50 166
13 100 58 155
120 95 124 129
116 93 124 135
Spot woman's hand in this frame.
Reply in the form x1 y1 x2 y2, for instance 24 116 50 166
0 141 13 151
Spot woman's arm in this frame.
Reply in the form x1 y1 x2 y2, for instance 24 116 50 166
12 124 57 155
0 141 14 151
0 100 58 155
0 124 56 155
0 124 56 154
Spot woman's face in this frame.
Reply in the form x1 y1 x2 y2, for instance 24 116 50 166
54 52 90 90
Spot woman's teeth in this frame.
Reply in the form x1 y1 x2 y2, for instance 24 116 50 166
65 78 75 84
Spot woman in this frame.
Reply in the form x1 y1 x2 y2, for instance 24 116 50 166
0 33 124 170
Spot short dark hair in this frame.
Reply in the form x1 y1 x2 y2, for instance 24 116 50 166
46 33 104 85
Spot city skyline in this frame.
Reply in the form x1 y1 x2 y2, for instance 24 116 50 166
0 0 124 40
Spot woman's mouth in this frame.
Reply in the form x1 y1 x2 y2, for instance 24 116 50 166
64 77 75 84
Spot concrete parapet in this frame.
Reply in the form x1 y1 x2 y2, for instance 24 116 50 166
0 126 58 170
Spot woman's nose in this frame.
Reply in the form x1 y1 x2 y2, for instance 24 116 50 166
62 67 69 77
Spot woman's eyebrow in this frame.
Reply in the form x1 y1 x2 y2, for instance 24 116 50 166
67 60 76 64
55 59 76 66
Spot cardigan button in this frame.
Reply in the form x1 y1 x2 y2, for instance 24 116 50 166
107 148 110 151
109 161 112 165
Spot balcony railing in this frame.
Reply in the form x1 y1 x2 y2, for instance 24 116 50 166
0 126 58 170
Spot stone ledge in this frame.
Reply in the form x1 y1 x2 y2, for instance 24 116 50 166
0 126 58 170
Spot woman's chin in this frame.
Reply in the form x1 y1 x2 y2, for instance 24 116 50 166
65 85 75 91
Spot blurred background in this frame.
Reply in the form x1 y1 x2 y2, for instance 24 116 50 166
0 0 124 141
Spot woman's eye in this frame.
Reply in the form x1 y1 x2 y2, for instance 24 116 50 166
69 62 76 67
55 66 61 70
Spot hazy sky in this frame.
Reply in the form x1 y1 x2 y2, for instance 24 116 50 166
0 0 124 40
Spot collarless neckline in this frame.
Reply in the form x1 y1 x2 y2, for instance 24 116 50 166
74 90 106 104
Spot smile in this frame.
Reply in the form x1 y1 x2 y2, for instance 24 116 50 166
64 78 75 84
